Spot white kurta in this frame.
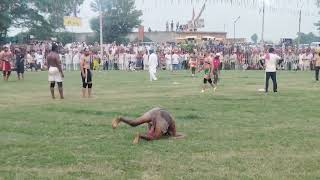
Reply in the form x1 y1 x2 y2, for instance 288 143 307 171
149 53 158 81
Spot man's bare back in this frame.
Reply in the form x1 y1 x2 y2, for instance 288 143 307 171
112 107 185 144
47 52 62 70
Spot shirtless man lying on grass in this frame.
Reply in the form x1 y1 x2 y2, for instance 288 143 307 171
112 107 184 144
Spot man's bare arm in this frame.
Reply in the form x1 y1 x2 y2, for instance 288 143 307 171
56 54 64 77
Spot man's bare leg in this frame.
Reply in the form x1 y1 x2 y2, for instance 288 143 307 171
112 113 151 129
208 80 217 92
133 133 154 144
88 88 92 98
132 122 162 144
6 71 11 81
88 83 92 98
57 82 64 99
50 82 55 99
4 72 8 81
82 88 86 98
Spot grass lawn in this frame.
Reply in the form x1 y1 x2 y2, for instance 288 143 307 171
0 70 320 179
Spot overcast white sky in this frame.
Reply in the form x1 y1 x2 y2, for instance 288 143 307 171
9 0 320 42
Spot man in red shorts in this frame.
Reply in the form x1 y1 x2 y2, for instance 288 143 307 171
211 53 221 85
0 46 13 81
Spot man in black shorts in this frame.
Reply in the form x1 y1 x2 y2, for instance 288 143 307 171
15 48 25 80
80 49 93 98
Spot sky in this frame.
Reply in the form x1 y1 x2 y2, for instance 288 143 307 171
9 0 320 42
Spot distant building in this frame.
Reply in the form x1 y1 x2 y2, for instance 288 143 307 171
127 31 227 43
225 38 247 44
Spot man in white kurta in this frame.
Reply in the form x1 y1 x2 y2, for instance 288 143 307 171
65 50 73 71
73 50 81 71
148 50 158 81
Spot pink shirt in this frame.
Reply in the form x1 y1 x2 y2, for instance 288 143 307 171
212 58 220 70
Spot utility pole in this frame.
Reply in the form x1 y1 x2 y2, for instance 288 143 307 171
233 16 240 44
99 0 103 62
261 0 265 45
298 9 302 48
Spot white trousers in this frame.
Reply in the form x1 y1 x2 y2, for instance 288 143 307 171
149 70 157 81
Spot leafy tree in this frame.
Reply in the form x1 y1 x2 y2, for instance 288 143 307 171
250 33 258 44
90 0 142 43
0 0 84 42
0 0 47 42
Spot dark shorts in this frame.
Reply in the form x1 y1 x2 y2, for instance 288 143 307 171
81 69 92 84
16 64 24 74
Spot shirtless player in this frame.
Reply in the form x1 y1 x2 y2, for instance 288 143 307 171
47 43 64 99
0 46 13 81
112 107 183 144
198 52 216 93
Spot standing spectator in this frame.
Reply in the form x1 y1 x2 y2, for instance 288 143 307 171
124 50 131 71
143 51 149 70
26 51 36 71
65 50 73 71
103 52 109 71
148 49 158 81
118 50 125 70
73 50 81 71
35 50 44 71
264 48 281 93
284 50 294 71
170 20 174 32
299 50 305 71
172 51 179 71
189 52 198 76
304 49 313 71
230 52 237 70
165 52 172 71
314 49 320 81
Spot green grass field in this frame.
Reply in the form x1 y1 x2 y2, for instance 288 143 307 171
1 70 320 179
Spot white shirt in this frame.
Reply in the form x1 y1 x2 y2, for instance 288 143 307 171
65 53 72 64
26 54 34 63
118 53 125 64
265 53 281 72
304 53 313 63
35 53 43 64
149 53 158 71
131 54 136 63
73 53 80 64
165 54 172 65
143 54 149 65
172 54 179 64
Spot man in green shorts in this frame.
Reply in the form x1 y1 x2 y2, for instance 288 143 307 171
198 53 216 93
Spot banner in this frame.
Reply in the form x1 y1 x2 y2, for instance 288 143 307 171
63 16 82 27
